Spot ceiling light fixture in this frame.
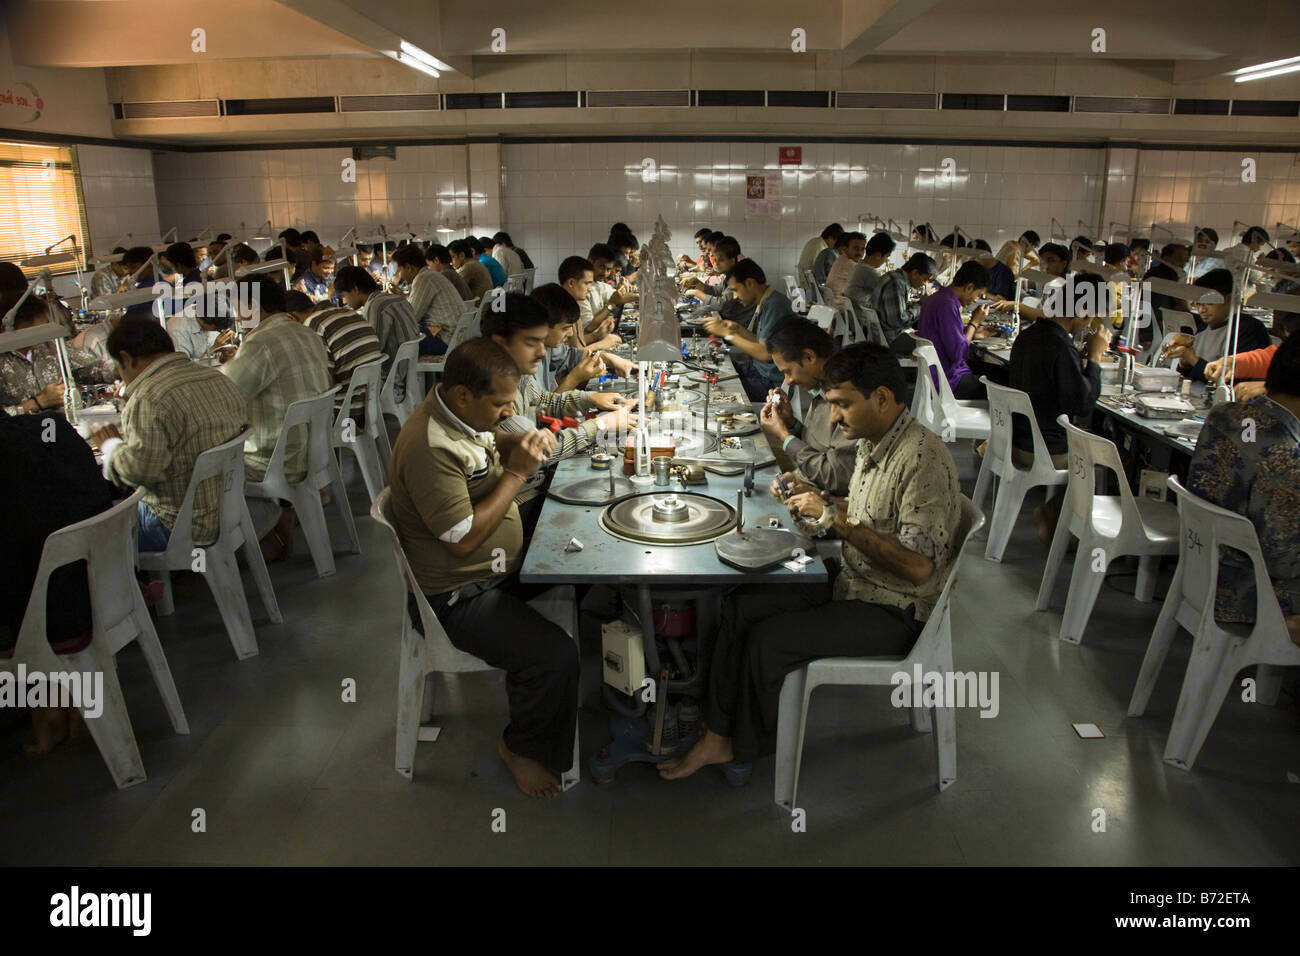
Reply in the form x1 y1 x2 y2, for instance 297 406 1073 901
1234 62 1300 83
1230 54 1300 82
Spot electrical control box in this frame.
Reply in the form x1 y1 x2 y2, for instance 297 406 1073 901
601 619 645 697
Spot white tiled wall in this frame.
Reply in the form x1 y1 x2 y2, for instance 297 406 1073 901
151 143 503 246
1131 150 1300 244
76 144 161 257
502 141 1108 283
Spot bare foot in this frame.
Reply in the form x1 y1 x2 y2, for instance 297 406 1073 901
23 707 83 755
1287 615 1300 647
658 729 734 780
497 738 562 798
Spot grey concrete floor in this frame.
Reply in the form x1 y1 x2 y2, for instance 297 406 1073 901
1 449 1296 866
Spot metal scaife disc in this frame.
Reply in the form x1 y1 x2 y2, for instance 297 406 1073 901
715 528 816 572
548 476 639 506
599 492 736 546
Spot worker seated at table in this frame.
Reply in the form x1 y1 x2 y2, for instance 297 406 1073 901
531 283 633 390
995 230 1040 277
1205 310 1300 402
759 316 858 496
578 243 635 346
90 246 130 299
842 232 895 319
1009 273 1112 545
824 231 866 306
810 224 843 287
2 409 115 754
798 223 842 282
660 344 962 780
0 294 117 418
485 294 636 523
334 265 421 380
679 227 712 272
390 244 462 357
971 239 1015 300
448 238 493 300
388 338 579 798
701 259 792 401
1161 269 1271 382
557 254 623 354
1187 332 1300 647
476 236 508 289
870 252 939 353
88 315 249 553
915 260 997 400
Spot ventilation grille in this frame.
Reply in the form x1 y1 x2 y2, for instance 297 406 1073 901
941 93 1005 111
504 91 580 109
1174 98 1229 115
339 94 441 112
1074 96 1170 114
1008 94 1070 113
225 97 334 116
697 90 765 107
1231 99 1300 117
767 90 831 108
445 92 503 110
586 90 691 108
837 92 937 110
117 100 220 119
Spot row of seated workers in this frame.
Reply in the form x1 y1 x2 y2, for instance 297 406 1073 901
2 217 1296 797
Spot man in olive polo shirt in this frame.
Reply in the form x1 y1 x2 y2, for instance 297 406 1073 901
388 338 577 799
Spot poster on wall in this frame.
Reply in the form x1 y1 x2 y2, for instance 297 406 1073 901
744 171 781 218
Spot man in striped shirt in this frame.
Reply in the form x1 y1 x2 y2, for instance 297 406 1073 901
90 316 248 550
392 244 463 356
286 292 385 415
334 265 421 377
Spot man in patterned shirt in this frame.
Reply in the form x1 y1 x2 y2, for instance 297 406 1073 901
221 278 333 554
1187 332 1300 645
870 252 939 353
0 295 116 416
391 244 463 356
90 316 247 550
661 344 962 780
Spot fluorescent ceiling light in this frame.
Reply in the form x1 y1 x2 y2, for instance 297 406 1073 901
1234 62 1300 83
1229 54 1300 77
399 41 450 73
384 50 440 79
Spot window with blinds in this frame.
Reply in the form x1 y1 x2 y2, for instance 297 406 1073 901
0 142 90 277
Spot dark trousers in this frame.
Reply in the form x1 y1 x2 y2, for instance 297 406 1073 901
953 373 987 400
706 582 923 762
408 577 579 774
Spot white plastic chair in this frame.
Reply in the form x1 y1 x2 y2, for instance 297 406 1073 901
504 273 526 294
138 430 282 660
420 307 481 381
246 387 361 578
910 341 991 441
380 337 423 428
1128 477 1298 769
971 378 1069 562
1035 416 1180 643
806 304 835 333
522 268 536 294
333 359 391 506
803 270 824 305
774 495 985 808
782 275 802 308
1 489 188 788
371 489 581 790
1161 308 1197 337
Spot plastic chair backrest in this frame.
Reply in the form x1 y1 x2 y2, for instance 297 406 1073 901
505 274 526 294
806 304 835 331
522 268 536 294
1165 476 1288 645
13 488 146 662
261 387 341 494
783 275 800 300
983 379 1052 471
381 338 422 418
1161 308 1197 336
1059 415 1144 535
160 429 250 554
911 341 957 429
907 494 985 661
447 308 480 351
336 360 386 441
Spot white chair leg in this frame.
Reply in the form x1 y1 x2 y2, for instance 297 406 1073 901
293 488 337 577
329 461 362 555
153 569 175 617
1127 575 1184 716
419 672 437 723
350 437 384 505
1035 499 1073 611
933 701 957 791
77 663 147 788
240 507 282 624
1134 554 1159 603
395 633 425 779
910 702 933 733
985 473 1030 563
202 546 260 659
773 668 807 809
130 598 190 734
1059 539 1107 644
971 455 994 517
1163 635 1237 770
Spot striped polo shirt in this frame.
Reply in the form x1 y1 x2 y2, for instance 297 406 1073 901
305 306 386 412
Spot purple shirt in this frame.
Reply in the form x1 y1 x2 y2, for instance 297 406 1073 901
915 286 971 391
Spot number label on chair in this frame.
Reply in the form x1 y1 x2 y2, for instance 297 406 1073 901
993 408 1006 429
1185 528 1204 554
1072 454 1086 479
